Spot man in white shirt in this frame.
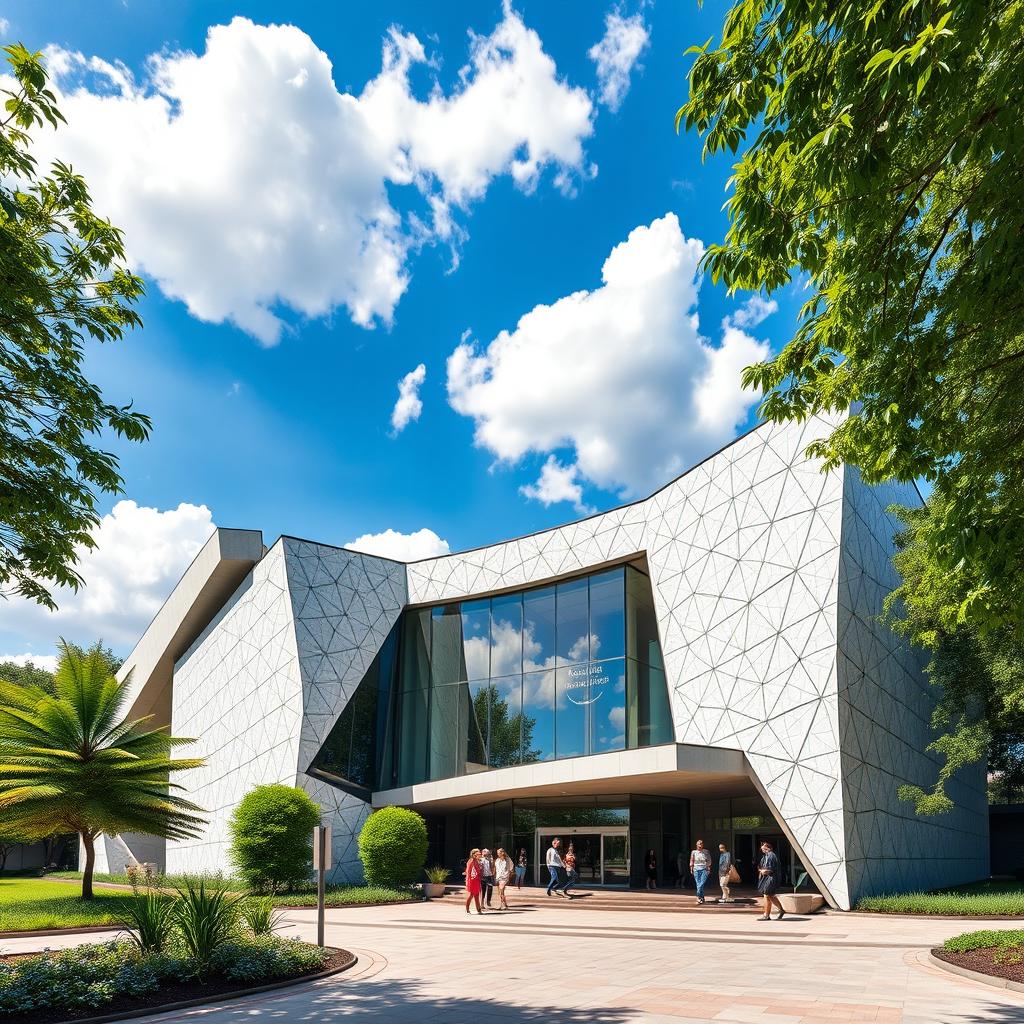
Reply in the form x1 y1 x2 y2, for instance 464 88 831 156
545 838 566 897
689 839 712 905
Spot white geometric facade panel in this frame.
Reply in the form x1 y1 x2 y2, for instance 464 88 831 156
152 413 988 906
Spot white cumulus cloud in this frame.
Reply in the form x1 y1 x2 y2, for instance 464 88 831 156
588 9 649 112
447 212 771 504
0 652 59 674
390 363 427 434
0 501 216 661
725 294 778 330
31 8 594 344
345 528 450 562
519 455 591 513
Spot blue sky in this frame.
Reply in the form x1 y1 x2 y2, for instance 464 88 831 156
0 0 800 663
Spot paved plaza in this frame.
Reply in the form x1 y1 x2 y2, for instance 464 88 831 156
5 894 1024 1023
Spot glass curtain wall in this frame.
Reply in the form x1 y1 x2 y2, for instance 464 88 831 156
310 564 673 794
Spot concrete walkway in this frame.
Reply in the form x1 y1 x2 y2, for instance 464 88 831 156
6 894 1024 1023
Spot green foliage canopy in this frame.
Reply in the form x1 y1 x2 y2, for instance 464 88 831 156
0 43 149 609
357 806 428 888
885 499 1024 813
0 641 205 898
227 784 321 893
678 0 1024 635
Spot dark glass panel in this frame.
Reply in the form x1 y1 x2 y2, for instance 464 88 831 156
590 657 626 754
489 593 524 677
461 599 491 680
428 683 460 781
521 668 555 762
462 679 490 773
396 686 428 787
523 586 555 671
346 670 378 786
555 666 588 759
628 658 674 747
626 565 661 667
400 608 431 692
556 576 589 665
431 605 466 684
488 674 523 768
589 568 625 663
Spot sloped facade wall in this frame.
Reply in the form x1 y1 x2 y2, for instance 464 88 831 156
166 542 304 875
281 539 407 882
836 470 989 901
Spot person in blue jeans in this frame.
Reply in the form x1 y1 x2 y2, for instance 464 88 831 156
545 838 567 897
689 838 712 905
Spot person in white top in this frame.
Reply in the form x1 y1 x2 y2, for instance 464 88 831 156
689 839 712 905
545 838 567 897
493 847 513 910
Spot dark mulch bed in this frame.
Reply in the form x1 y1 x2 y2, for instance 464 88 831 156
933 947 1024 985
0 947 354 1024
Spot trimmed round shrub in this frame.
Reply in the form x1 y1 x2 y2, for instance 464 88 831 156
357 807 428 887
228 784 321 892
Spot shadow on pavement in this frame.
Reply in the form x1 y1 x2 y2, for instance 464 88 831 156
188 976 636 1023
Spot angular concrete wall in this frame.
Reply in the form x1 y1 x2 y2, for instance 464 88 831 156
836 470 989 901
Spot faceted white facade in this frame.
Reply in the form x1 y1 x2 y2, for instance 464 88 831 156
121 413 987 908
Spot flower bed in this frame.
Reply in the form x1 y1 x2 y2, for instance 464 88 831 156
932 929 1024 985
0 938 352 1024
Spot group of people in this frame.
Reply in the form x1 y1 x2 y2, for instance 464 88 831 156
656 838 786 920
465 837 788 921
463 846 528 913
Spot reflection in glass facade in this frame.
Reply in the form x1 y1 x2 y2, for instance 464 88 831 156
308 564 672 794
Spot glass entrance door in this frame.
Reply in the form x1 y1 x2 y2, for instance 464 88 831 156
602 833 628 885
535 827 629 887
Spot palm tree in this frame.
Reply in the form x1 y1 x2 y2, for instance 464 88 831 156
0 641 205 898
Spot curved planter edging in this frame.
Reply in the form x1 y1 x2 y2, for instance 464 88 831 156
927 951 1024 994
39 950 359 1024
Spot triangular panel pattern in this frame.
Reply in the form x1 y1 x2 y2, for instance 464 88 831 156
166 543 306 876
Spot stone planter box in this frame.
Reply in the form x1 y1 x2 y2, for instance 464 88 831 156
777 892 825 914
422 883 446 899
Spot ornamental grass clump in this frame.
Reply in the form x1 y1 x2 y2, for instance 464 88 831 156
240 895 282 936
171 879 244 971
121 891 176 955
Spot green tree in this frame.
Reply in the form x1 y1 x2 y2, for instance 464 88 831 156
358 806 428 887
678 1 1023 638
1 43 149 610
0 658 54 690
0 641 204 898
885 499 1024 813
472 684 539 768
227 784 321 892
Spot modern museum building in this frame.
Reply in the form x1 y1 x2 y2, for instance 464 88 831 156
102 414 989 910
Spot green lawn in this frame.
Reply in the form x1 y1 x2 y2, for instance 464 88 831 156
48 870 418 907
0 878 126 932
857 880 1024 916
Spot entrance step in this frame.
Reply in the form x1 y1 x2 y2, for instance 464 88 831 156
449 886 761 911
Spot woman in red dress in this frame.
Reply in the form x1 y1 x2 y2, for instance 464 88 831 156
464 848 484 915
